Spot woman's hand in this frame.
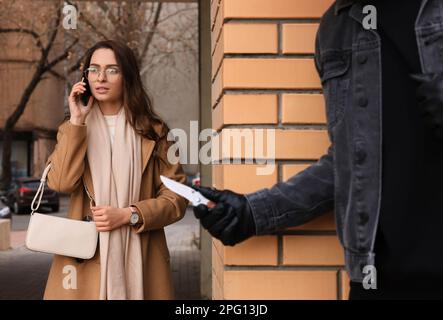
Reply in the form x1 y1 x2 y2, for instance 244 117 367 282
69 78 94 125
91 206 132 232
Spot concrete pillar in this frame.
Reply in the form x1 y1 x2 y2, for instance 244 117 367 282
0 219 11 251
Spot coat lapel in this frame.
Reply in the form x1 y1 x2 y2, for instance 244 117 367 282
142 138 156 173
82 138 156 203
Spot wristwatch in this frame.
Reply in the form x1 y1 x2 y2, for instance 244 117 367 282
129 206 141 227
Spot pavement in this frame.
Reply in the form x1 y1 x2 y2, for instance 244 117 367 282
165 209 201 300
0 196 201 300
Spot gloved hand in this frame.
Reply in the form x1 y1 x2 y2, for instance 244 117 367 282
412 72 443 140
192 186 256 246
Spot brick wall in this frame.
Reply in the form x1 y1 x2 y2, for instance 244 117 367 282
210 0 350 300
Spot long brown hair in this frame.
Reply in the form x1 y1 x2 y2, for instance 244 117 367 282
81 40 169 142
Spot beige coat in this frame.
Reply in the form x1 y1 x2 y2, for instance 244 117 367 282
43 120 188 300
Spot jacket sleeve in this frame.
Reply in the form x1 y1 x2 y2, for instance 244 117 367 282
46 120 88 194
245 29 335 235
132 136 189 233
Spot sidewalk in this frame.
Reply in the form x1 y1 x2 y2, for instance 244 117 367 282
0 206 201 300
165 208 201 300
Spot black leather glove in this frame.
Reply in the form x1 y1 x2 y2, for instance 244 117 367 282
192 186 256 246
412 72 443 140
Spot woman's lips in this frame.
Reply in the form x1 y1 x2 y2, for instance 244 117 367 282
95 87 109 94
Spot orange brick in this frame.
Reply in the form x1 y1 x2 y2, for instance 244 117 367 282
212 96 223 129
216 129 329 160
212 250 223 285
212 164 277 193
282 235 344 266
212 243 225 299
224 23 278 54
212 94 278 130
213 250 224 280
212 62 223 107
212 163 224 190
282 163 311 180
211 0 221 29
217 128 274 160
213 238 225 263
222 0 334 19
212 30 224 79
222 58 321 89
212 0 224 53
223 270 337 299
213 275 223 300
213 273 224 300
281 94 326 124
275 130 329 159
282 23 319 54
224 236 278 266
340 270 350 300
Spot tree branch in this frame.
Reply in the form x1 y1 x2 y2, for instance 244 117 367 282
139 2 163 65
43 38 79 72
0 28 44 54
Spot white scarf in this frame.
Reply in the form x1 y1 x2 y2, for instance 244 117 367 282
86 102 144 300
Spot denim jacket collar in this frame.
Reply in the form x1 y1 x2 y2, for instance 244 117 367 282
334 0 355 15
334 0 367 26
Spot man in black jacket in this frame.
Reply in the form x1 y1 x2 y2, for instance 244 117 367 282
194 0 443 299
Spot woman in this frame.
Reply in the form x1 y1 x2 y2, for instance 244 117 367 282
43 40 188 300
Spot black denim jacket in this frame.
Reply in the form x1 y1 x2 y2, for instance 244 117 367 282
245 0 443 282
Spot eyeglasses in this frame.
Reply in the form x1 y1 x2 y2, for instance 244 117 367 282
84 66 120 82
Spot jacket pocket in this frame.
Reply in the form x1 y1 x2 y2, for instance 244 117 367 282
320 51 351 132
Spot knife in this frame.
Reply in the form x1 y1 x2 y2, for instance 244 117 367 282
160 175 215 208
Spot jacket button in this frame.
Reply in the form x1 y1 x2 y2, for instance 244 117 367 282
355 149 367 164
359 211 369 225
358 96 368 107
357 55 368 64
355 171 364 180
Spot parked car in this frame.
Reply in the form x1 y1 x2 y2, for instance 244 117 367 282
6 178 59 214
191 173 200 188
186 172 200 188
0 195 12 220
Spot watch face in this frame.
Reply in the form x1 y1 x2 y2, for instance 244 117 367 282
130 213 139 225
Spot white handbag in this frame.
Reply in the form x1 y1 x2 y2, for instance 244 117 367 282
25 163 98 260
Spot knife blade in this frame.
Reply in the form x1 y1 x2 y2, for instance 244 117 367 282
160 175 215 208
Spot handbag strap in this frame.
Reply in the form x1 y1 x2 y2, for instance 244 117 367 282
30 163 95 215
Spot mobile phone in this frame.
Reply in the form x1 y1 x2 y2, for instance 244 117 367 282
79 76 92 106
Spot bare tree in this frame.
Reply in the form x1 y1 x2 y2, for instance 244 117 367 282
61 1 197 111
0 0 198 190
0 0 79 190
70 1 198 76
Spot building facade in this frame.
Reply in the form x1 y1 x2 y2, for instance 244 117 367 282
0 26 65 181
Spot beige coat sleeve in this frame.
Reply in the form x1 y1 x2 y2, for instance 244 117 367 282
46 120 88 194
133 137 189 232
